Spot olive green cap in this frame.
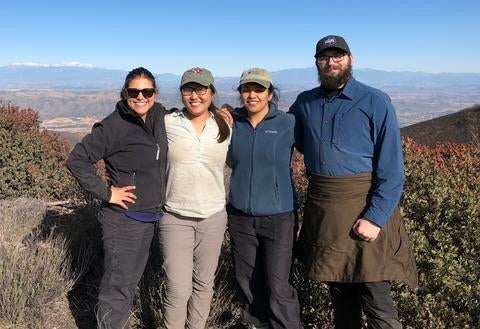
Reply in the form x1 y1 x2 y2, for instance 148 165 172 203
238 67 272 89
180 67 214 87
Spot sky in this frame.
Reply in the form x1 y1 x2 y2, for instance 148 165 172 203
1 0 479 76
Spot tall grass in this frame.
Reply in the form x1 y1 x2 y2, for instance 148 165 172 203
0 198 76 329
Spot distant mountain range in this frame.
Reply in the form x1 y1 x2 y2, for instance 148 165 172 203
0 64 178 90
401 105 480 146
1 64 480 90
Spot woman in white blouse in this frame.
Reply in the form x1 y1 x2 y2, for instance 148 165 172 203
159 67 230 329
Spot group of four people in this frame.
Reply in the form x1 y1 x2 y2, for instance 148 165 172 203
67 35 417 329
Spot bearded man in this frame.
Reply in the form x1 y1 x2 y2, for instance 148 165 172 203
289 35 417 329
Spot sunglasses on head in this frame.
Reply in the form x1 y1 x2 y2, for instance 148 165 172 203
126 88 155 98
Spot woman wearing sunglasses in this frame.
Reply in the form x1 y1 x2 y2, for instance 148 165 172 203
159 67 231 329
227 68 303 329
67 67 167 329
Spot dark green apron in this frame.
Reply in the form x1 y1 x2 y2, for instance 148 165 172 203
299 172 418 289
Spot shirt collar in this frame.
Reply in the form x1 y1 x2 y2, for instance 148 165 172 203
340 77 357 100
173 108 215 121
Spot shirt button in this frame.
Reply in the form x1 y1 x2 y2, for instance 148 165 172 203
321 161 326 165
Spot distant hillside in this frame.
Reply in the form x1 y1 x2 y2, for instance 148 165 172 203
54 130 87 146
2 64 480 90
401 105 480 146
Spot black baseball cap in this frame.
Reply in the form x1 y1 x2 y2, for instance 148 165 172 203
315 35 350 58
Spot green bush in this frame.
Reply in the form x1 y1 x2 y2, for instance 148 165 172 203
0 103 80 200
397 139 480 328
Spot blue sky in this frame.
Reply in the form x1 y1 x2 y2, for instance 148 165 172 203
2 0 479 75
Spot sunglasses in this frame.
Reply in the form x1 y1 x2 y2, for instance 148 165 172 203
126 88 156 98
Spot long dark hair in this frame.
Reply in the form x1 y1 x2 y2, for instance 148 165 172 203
268 84 280 105
120 67 158 100
209 85 230 143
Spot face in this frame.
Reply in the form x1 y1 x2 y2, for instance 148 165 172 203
126 77 156 121
240 83 273 116
181 82 213 119
316 49 353 90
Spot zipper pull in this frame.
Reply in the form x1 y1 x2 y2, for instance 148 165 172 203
156 144 160 160
131 171 136 186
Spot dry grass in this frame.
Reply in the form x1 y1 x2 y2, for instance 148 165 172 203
0 198 77 329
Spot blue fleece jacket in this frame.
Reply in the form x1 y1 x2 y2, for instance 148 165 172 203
228 104 296 216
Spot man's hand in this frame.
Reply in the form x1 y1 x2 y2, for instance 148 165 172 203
352 218 381 242
109 186 136 209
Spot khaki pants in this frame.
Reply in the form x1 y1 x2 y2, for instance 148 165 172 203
158 209 227 329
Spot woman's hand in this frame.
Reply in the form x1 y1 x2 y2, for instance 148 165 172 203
218 107 234 127
109 186 136 209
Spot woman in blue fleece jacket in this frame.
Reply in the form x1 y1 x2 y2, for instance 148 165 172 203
227 68 303 329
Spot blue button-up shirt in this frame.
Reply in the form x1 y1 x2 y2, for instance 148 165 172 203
289 78 404 227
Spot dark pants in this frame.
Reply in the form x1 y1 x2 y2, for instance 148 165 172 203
96 208 155 329
227 205 303 329
329 281 402 329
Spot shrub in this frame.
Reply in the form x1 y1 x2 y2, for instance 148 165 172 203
0 103 80 200
397 138 480 328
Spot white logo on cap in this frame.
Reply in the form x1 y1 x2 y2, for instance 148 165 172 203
324 37 336 45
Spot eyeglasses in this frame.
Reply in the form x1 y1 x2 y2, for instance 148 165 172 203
126 88 155 98
181 86 208 96
317 52 347 63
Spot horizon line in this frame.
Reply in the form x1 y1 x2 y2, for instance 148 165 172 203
2 63 480 77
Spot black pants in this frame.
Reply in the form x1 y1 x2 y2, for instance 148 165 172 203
329 281 402 329
227 205 303 329
96 208 155 329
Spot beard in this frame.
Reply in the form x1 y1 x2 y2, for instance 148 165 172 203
317 59 353 91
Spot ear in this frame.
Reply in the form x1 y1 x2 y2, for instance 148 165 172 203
349 54 355 65
268 91 274 102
